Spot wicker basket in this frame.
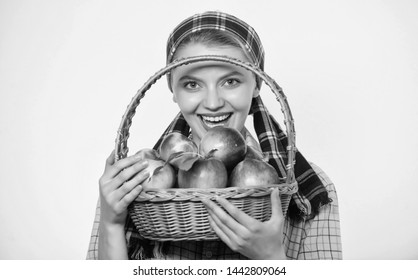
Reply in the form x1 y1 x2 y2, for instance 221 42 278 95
115 55 298 241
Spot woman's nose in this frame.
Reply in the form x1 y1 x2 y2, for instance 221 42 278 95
203 86 225 110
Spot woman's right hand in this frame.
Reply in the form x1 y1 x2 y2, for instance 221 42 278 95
99 150 150 227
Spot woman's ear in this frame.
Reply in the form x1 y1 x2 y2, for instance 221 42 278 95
253 87 260 98
172 93 178 103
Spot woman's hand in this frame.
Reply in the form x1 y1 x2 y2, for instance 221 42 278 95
202 188 287 260
98 150 150 259
99 150 150 227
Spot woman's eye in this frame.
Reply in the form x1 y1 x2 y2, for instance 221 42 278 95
184 81 200 90
224 79 240 87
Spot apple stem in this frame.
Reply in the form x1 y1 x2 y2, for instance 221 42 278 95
151 166 164 178
205 148 218 159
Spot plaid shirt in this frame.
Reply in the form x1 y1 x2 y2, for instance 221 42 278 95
86 162 342 260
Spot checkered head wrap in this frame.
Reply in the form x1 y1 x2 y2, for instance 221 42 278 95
167 11 264 69
166 11 264 91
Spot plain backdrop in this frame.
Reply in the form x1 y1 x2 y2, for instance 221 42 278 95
1 0 417 260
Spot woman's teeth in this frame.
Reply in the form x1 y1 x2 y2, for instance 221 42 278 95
201 114 231 128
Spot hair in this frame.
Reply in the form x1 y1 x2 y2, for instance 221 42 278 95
173 29 248 58
168 29 262 90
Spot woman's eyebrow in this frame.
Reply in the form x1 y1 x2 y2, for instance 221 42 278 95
177 75 203 83
178 71 245 82
219 71 246 80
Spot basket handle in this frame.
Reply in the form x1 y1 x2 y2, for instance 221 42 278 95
115 55 296 185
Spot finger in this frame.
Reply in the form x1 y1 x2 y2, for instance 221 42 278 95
107 154 145 179
215 196 257 228
205 203 238 242
203 198 248 237
270 188 284 222
112 159 149 188
116 168 150 198
101 160 148 195
104 150 116 171
206 213 235 247
117 184 143 211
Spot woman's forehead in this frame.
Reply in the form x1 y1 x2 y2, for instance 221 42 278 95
173 63 250 80
173 43 251 63
170 44 252 78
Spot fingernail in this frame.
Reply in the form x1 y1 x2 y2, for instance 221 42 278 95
135 160 148 169
134 153 143 160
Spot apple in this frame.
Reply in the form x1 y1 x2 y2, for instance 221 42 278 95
178 158 228 189
141 159 176 190
158 132 198 168
199 126 247 170
229 158 281 188
245 145 266 161
134 148 159 160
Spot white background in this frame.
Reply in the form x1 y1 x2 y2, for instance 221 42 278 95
1 0 417 260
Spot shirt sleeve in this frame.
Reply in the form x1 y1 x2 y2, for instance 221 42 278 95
86 199 100 260
283 163 343 260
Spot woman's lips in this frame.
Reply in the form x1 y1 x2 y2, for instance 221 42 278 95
200 113 232 128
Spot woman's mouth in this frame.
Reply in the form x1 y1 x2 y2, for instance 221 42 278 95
200 113 232 128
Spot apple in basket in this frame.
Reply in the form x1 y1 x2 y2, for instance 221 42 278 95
178 158 228 189
229 158 281 188
199 126 247 170
245 145 266 161
134 148 159 160
135 149 176 190
158 132 198 169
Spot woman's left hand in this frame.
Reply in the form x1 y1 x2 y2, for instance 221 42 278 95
202 188 287 260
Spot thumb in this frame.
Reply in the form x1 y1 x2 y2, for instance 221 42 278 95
104 150 116 170
270 188 284 222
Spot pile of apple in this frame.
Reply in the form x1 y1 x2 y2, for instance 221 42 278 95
135 126 281 191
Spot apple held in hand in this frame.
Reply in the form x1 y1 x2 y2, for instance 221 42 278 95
199 126 247 170
229 158 281 188
141 159 176 191
178 158 228 189
134 148 159 160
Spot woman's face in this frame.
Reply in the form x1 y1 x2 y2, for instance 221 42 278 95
171 43 258 144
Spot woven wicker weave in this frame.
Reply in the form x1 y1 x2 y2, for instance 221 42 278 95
115 55 298 241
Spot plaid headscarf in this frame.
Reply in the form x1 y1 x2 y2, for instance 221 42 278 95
166 11 264 91
126 11 331 259
166 11 264 70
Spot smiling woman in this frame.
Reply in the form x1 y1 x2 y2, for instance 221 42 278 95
87 10 342 260
171 44 258 143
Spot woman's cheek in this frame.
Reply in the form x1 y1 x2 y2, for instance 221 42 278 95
174 92 198 113
228 91 253 111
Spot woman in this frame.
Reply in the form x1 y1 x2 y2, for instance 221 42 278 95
87 11 342 260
